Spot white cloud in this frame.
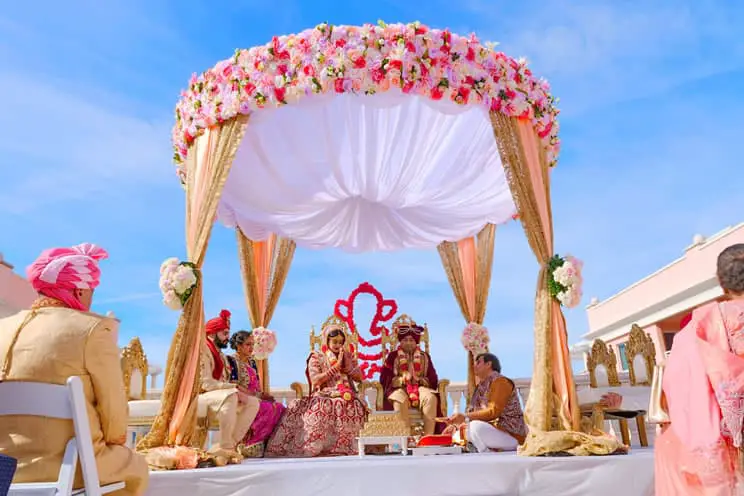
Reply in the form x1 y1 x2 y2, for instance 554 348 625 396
457 0 744 114
0 72 173 213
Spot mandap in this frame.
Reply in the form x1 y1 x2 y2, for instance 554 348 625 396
140 22 614 456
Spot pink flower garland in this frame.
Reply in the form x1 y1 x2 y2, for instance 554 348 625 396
172 21 560 180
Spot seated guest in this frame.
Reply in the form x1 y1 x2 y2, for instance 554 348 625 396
443 353 527 452
379 322 441 435
265 321 368 457
0 243 148 495
655 244 744 495
198 310 260 452
226 330 285 447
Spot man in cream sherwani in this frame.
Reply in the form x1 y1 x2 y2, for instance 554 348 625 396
199 309 260 451
0 243 148 495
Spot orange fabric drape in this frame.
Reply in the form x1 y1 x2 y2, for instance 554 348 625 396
438 224 496 399
515 120 579 432
457 237 476 317
237 230 296 394
138 116 248 450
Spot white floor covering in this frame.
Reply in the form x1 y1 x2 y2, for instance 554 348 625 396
146 448 655 496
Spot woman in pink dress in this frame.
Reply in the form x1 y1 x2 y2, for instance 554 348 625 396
265 321 368 457
655 243 744 495
227 331 285 447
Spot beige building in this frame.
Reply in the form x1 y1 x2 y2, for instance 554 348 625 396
571 222 744 373
0 253 37 317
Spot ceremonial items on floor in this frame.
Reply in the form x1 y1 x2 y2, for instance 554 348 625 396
416 435 453 447
144 446 243 471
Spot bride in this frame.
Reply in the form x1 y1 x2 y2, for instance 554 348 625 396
265 318 368 457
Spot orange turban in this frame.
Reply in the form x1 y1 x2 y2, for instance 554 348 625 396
206 309 231 334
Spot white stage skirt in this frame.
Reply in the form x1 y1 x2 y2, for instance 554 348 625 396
146 449 654 496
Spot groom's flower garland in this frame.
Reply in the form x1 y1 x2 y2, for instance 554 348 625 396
547 254 584 308
172 21 560 178
159 258 199 310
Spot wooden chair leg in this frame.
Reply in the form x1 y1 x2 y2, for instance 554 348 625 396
619 419 631 446
591 404 605 432
636 415 648 447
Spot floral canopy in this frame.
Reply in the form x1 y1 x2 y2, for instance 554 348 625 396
139 21 614 457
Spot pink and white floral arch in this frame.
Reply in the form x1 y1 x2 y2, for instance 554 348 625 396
172 21 560 252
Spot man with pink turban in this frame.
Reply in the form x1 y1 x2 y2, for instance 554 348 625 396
198 309 260 453
0 243 149 495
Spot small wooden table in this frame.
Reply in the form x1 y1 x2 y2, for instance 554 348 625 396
357 436 410 458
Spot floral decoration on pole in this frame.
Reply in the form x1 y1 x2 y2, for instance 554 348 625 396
547 254 584 308
159 257 199 310
461 322 490 356
251 327 278 360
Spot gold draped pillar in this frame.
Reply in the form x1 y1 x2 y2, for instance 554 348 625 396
237 229 296 394
437 224 496 399
137 116 249 450
490 112 580 434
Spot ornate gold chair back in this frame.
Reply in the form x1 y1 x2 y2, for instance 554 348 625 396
381 314 430 360
626 324 657 386
309 314 359 358
120 337 148 400
291 315 360 398
587 339 621 388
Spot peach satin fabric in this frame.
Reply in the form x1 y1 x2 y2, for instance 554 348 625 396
655 301 744 495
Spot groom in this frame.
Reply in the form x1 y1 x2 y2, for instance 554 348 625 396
379 321 441 435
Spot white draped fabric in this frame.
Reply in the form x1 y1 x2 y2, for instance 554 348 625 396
217 91 515 252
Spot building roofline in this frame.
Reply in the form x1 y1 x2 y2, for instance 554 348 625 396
586 222 742 311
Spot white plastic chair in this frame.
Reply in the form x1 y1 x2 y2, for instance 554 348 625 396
1 376 125 495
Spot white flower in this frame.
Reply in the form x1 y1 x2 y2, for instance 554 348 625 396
160 257 179 275
172 266 197 293
163 290 182 310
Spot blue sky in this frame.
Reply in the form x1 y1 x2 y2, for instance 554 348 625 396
1 0 743 388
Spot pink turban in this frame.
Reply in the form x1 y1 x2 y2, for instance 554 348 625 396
26 243 109 311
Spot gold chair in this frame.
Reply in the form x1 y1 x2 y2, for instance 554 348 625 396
120 338 161 446
584 338 648 446
623 324 656 446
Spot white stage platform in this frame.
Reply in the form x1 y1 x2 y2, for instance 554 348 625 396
146 448 655 496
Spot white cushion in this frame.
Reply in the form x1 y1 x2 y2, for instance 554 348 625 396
595 366 610 387
128 400 161 419
633 355 648 382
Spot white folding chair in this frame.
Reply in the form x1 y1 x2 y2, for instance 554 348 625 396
1 376 125 495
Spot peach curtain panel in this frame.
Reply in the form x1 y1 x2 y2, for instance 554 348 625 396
237 229 296 393
490 113 580 433
437 224 496 398
138 116 249 450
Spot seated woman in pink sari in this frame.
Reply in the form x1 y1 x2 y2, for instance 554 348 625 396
265 321 368 457
227 330 285 448
655 243 744 495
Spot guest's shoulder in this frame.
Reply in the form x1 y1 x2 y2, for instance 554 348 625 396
38 307 116 334
0 310 29 332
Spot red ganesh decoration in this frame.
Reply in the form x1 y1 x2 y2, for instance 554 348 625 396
334 282 397 379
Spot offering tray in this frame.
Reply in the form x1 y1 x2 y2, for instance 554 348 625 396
411 446 463 456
